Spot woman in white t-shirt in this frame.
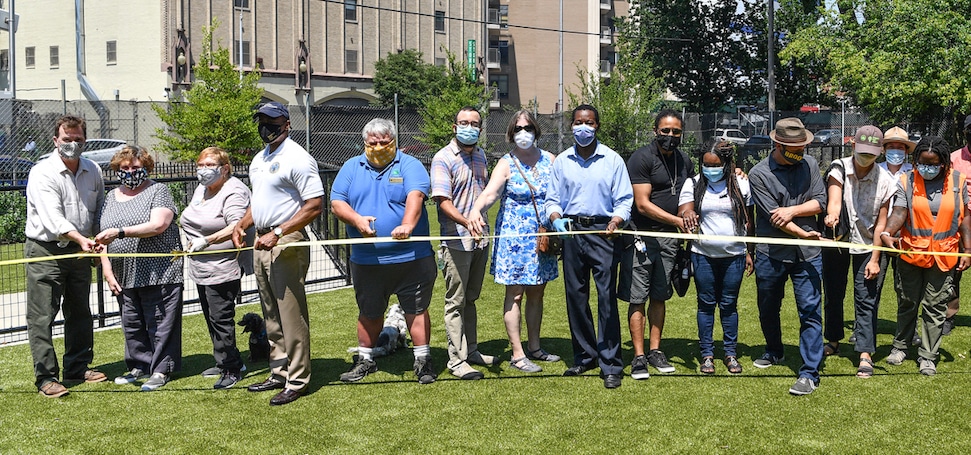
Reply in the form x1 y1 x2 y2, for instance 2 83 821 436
678 141 753 375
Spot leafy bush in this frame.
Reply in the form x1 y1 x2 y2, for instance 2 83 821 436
0 191 27 244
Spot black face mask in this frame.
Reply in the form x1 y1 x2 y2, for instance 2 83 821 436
656 134 681 151
259 123 285 144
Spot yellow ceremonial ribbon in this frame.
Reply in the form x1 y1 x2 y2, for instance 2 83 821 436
2 229 968 267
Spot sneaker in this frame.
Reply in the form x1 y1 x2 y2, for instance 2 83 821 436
630 355 650 380
919 357 937 376
942 317 955 336
213 370 242 390
753 353 784 369
202 364 246 378
414 357 437 384
886 348 907 365
788 377 818 395
646 349 676 373
140 373 168 392
114 368 148 385
340 358 377 383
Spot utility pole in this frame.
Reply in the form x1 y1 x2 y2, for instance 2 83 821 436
767 0 776 126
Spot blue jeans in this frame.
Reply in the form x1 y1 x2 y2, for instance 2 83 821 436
754 252 824 382
692 253 745 358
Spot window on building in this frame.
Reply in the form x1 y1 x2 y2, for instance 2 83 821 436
234 0 249 9
498 5 509 28
345 50 358 74
0 50 8 72
25 46 34 68
435 11 445 32
345 0 357 22
489 74 508 99
106 41 117 65
435 57 446 67
234 40 251 66
490 40 509 64
50 46 59 68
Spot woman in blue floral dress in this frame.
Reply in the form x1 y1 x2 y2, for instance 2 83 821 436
469 110 559 373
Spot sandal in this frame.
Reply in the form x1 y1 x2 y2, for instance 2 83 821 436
857 357 874 378
509 357 542 373
724 356 743 375
700 357 715 375
823 342 840 357
526 348 561 362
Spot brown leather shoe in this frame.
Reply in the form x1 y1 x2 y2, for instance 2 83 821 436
65 369 108 383
39 381 69 398
269 388 301 406
247 376 285 392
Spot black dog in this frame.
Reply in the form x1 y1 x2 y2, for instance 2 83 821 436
238 312 270 363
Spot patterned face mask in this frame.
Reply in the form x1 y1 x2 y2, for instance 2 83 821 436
118 168 148 189
365 139 396 168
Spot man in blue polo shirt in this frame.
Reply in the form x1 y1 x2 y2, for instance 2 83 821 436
331 117 438 384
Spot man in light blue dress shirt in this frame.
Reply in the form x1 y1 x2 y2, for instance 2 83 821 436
545 104 633 389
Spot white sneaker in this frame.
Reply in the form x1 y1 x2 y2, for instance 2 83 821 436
114 368 148 385
140 373 169 391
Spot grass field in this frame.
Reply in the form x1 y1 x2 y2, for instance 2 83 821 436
2 257 971 453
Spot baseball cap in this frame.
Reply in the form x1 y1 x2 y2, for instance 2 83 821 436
254 102 290 120
853 125 883 155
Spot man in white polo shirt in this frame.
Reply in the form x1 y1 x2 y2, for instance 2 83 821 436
233 102 323 406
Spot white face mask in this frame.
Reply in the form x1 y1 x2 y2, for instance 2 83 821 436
514 130 535 150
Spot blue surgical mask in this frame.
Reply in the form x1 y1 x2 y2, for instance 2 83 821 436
456 126 480 145
702 166 725 183
572 124 596 147
885 148 906 166
916 163 942 180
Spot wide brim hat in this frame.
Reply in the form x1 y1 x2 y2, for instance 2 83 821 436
882 126 916 154
769 118 813 146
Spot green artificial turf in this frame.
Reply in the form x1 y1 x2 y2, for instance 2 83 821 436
2 266 971 454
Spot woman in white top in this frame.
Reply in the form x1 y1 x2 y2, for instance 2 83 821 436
678 140 753 375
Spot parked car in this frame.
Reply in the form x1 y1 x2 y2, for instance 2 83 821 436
714 128 748 145
37 139 127 169
0 155 35 186
813 129 842 145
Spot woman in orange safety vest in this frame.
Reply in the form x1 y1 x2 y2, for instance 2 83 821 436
883 136 971 376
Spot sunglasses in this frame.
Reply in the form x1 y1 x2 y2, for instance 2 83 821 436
658 127 683 135
513 125 536 133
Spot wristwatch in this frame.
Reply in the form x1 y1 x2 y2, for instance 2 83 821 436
273 226 283 237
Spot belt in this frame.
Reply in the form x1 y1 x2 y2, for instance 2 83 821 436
564 215 611 227
257 227 307 236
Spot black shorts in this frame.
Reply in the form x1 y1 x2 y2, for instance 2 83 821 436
350 255 437 319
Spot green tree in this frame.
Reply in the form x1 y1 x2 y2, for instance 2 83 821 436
153 19 264 163
417 50 491 150
621 0 754 112
372 49 446 108
566 65 663 157
782 0 971 139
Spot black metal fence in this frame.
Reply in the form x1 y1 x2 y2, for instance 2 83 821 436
0 164 350 345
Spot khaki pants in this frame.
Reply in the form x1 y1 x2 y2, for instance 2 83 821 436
441 246 489 370
253 230 311 392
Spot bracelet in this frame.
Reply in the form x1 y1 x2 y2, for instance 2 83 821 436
117 227 126 239
879 231 891 238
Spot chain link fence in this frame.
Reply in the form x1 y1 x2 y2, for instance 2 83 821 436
0 99 960 343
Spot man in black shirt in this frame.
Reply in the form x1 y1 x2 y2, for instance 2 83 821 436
619 110 695 379
748 117 826 396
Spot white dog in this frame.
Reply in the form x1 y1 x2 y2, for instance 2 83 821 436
347 303 408 357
